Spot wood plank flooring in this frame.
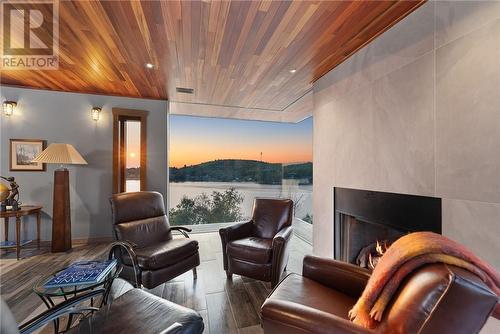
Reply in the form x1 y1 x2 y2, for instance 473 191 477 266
0 232 312 334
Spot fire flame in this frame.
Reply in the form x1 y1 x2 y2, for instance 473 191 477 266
376 240 387 256
369 240 390 269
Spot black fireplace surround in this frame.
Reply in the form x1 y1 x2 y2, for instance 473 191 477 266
334 187 441 263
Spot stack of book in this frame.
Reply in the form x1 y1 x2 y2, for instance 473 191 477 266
44 259 117 288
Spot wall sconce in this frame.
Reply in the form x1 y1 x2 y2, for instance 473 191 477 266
91 107 101 121
3 101 17 116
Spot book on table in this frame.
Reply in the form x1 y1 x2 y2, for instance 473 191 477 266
44 259 118 288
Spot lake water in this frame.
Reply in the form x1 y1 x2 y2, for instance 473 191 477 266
126 180 312 219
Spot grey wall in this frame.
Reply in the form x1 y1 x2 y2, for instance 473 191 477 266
0 86 168 241
312 2 500 330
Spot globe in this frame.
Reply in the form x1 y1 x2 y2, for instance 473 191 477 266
0 182 10 202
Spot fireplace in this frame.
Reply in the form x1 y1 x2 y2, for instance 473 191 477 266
334 188 441 268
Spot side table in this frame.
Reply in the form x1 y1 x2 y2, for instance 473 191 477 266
33 261 121 333
0 205 43 260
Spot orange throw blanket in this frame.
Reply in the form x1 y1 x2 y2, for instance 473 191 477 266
349 232 500 329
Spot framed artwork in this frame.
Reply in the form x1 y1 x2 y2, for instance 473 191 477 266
9 139 46 171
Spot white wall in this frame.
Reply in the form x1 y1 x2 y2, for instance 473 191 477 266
0 86 168 241
312 2 500 331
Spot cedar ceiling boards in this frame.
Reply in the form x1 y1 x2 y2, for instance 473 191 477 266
0 0 425 122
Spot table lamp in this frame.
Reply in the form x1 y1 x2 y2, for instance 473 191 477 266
32 143 87 252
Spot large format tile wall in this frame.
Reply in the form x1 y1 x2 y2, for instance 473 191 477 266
313 1 500 269
313 3 500 330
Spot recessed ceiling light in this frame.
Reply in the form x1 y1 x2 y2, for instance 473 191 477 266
145 63 154 69
289 69 297 73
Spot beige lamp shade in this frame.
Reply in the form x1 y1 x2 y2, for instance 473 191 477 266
32 143 88 165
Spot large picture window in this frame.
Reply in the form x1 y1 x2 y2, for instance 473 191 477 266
168 115 313 235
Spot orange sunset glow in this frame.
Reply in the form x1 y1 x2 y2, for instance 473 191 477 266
169 116 312 168
170 143 311 168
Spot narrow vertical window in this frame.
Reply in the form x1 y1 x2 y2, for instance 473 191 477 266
113 108 148 193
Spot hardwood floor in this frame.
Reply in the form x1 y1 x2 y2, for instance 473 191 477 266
0 232 312 333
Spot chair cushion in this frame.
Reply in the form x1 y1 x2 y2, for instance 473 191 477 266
261 274 363 334
262 273 357 321
227 237 273 264
72 288 204 334
135 238 199 270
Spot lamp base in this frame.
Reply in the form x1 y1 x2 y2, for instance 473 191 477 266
51 169 71 252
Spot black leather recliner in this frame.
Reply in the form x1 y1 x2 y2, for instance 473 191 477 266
109 191 200 289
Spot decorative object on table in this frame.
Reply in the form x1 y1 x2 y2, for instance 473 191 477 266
0 205 42 260
0 181 9 202
3 100 17 116
32 143 87 253
44 259 118 288
0 176 21 211
9 139 46 171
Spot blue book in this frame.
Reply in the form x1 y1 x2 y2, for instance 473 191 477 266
44 259 117 288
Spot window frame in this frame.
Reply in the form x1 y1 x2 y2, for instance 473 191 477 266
112 108 148 193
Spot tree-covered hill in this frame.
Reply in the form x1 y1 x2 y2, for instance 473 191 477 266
169 159 312 185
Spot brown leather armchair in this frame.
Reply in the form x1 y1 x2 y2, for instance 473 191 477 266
219 198 293 288
110 191 200 289
261 255 498 334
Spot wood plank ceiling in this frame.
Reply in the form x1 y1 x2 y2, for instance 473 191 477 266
1 0 425 111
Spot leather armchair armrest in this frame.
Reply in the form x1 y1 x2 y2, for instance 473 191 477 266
168 226 192 238
219 221 253 242
219 221 253 270
261 299 373 334
272 225 293 245
302 255 371 298
109 241 142 288
271 225 293 287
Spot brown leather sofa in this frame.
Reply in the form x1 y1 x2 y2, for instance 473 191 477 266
110 191 200 289
261 255 498 334
219 198 293 287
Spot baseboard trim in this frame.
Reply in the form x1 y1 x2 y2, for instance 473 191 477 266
72 236 113 245
35 237 113 247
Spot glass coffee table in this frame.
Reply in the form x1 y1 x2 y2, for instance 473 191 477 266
33 264 122 333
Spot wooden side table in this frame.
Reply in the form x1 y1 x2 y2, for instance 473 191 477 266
0 205 43 260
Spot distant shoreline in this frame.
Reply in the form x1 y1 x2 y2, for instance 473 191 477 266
168 159 313 185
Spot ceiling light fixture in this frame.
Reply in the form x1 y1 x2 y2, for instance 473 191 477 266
145 63 154 69
289 69 297 73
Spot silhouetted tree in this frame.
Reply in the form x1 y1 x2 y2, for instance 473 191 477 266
169 188 244 225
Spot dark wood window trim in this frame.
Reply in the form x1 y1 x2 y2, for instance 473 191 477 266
112 108 148 194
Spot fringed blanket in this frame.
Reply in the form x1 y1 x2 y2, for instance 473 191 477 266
349 232 500 329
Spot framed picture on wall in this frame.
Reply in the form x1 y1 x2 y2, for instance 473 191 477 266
9 139 47 171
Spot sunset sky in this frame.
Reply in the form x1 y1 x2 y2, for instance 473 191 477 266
169 115 313 168
126 121 141 167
